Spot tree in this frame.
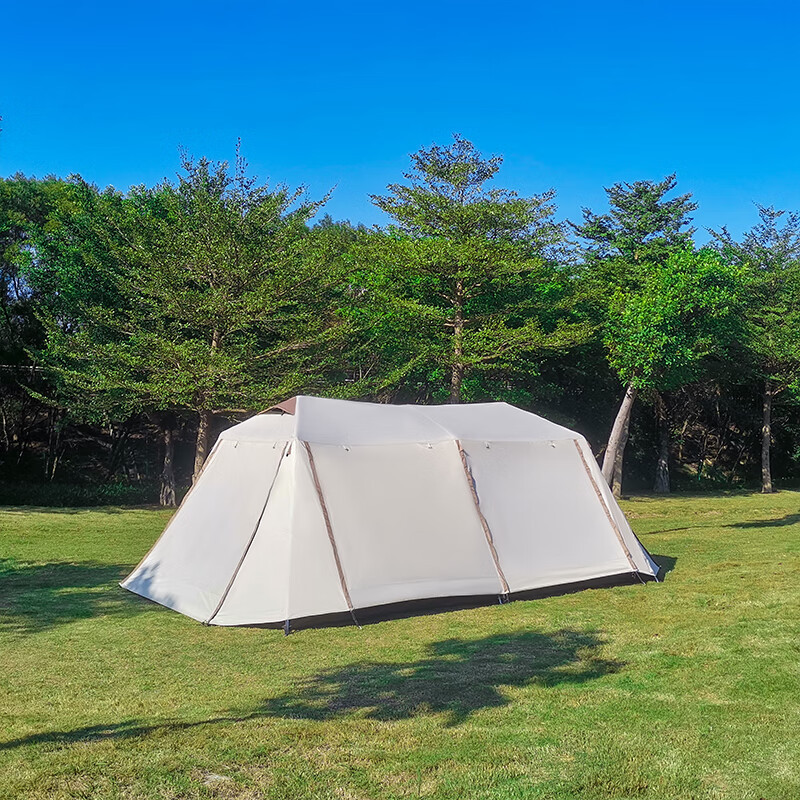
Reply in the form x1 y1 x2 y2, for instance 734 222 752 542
0 175 76 478
710 205 800 492
600 248 744 493
572 175 699 492
363 135 590 404
28 149 350 492
571 174 698 268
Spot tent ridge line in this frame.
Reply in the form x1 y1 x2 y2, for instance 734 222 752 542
301 440 355 612
455 439 510 596
205 440 290 624
571 438 638 572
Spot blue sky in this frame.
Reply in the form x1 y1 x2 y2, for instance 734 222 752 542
3 1 800 240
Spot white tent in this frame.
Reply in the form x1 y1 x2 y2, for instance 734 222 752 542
122 396 658 627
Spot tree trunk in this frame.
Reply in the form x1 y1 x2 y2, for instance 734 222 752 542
653 393 671 494
449 280 465 404
192 328 221 483
602 382 638 488
193 409 213 484
160 426 177 507
611 410 630 498
762 379 774 494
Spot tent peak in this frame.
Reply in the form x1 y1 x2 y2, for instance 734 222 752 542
261 397 298 415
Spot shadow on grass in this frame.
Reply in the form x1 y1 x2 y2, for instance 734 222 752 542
0 559 140 634
650 554 677 577
728 513 800 529
0 629 622 749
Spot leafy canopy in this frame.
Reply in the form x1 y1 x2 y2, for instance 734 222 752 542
352 135 588 403
606 248 744 391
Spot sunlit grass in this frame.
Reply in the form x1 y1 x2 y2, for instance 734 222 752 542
1 492 799 798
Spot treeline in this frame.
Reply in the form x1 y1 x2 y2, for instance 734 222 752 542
2 136 800 506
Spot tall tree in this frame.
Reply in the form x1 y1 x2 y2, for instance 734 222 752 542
364 135 589 404
28 150 349 488
600 248 744 493
710 205 800 492
572 174 697 267
572 175 699 491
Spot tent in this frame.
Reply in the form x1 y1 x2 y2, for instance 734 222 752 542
122 396 658 627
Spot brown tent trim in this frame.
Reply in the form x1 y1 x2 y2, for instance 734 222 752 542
572 438 638 572
301 440 355 611
260 397 298 415
455 439 511 596
205 441 290 624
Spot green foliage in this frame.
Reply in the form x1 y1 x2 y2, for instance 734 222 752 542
572 173 698 266
710 205 800 397
25 150 351 424
0 480 157 507
358 135 590 402
605 249 745 390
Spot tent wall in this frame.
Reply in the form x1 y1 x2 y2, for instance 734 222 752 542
208 443 295 625
284 444 352 621
121 439 288 622
461 438 635 592
306 441 504 609
572 438 658 576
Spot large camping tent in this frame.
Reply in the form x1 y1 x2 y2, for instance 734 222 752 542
122 396 658 627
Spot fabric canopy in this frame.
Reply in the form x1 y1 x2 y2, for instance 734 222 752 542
122 396 658 627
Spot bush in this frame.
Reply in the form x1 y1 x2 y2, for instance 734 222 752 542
0 481 160 507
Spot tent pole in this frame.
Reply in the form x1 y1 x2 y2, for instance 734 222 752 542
455 440 510 597
301 441 358 627
572 439 639 573
284 619 291 636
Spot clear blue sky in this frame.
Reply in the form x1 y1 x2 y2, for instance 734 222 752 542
3 1 800 240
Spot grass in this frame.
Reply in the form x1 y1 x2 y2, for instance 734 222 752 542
1 492 799 799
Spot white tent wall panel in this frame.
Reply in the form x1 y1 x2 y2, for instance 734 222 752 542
284 445 352 620
209 446 295 625
308 441 504 609
461 439 633 592
121 439 288 622
572 438 659 576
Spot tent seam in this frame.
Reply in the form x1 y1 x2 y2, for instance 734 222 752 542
301 440 355 612
571 438 639 573
205 440 289 624
455 439 511 596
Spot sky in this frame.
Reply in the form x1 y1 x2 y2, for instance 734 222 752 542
3 0 800 240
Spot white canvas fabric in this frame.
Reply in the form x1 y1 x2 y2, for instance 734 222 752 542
122 396 658 626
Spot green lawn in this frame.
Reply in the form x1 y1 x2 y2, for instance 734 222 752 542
1 493 799 799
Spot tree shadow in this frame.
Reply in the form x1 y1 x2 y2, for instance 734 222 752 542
650 554 677 577
0 559 143 635
728 513 800 529
0 629 622 750
263 629 621 726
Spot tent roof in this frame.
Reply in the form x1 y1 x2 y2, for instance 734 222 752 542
219 396 579 446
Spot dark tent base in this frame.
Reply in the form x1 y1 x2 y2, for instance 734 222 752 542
254 569 658 633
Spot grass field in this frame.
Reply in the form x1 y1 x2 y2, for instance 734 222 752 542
1 492 799 799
